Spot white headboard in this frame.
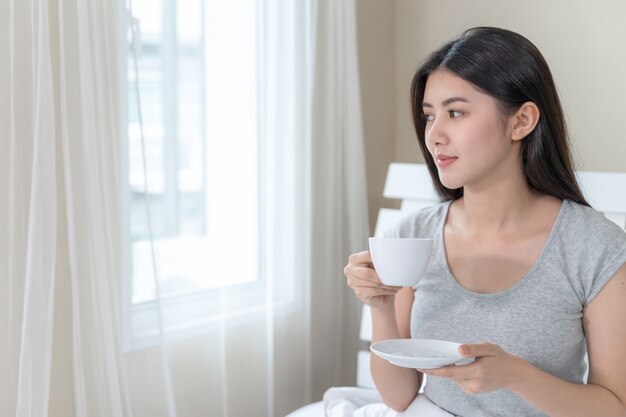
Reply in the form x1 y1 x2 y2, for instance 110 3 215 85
375 163 626 235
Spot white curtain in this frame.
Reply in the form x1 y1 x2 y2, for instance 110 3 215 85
1 0 132 416
56 0 133 415
0 0 369 416
0 0 57 415
309 0 370 401
124 1 316 416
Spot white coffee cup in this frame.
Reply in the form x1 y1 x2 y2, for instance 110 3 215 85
368 237 434 286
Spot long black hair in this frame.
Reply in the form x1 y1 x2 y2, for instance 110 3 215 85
411 27 589 206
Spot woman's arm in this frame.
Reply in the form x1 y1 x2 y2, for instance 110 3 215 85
344 252 422 411
421 263 626 417
509 262 626 417
370 286 422 412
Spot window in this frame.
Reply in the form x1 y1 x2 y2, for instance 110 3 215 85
125 0 302 348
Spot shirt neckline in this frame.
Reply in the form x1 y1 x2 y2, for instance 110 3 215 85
437 199 569 298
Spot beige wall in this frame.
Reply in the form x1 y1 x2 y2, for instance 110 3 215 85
357 0 399 233
359 0 626 228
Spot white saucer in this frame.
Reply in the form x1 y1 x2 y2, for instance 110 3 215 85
370 338 473 369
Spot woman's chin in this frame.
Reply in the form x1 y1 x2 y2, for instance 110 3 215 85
438 176 463 191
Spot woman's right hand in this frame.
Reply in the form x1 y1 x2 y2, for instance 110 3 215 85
343 250 403 310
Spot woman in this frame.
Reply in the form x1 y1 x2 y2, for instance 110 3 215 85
344 27 626 417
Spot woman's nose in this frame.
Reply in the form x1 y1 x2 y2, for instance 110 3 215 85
426 117 448 146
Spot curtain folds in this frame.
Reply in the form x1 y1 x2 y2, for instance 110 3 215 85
1 0 132 416
0 1 57 416
0 0 369 416
1 0 58 416
57 0 132 415
310 0 370 400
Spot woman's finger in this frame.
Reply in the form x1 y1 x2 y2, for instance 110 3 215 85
418 362 476 380
458 343 498 358
348 274 401 290
346 265 381 282
354 287 401 298
348 250 372 265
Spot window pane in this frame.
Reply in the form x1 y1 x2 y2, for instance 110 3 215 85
129 0 259 304
177 0 205 236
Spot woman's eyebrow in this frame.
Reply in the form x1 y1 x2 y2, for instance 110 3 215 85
422 97 470 108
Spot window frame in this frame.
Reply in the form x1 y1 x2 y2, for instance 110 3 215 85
121 0 302 351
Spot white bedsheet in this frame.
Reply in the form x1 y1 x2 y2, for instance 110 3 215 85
323 387 453 417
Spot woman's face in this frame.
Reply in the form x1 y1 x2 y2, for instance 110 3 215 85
422 70 520 191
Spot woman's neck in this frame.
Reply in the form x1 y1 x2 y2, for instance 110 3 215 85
451 173 550 235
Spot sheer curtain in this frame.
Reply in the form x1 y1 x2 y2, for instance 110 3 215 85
125 1 316 415
0 1 57 415
310 0 370 399
126 0 368 415
57 0 133 415
0 0 368 416
1 0 131 416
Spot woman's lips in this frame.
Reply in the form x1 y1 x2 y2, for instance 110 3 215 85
436 155 457 168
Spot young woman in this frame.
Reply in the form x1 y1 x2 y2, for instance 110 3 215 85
344 27 626 417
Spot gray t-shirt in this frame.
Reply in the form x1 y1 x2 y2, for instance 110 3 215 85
384 199 626 417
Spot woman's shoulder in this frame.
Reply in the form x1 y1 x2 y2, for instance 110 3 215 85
556 200 626 304
383 201 450 239
560 199 626 244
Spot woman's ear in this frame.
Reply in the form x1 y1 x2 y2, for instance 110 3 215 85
510 102 540 141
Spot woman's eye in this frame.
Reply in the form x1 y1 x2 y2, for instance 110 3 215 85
449 110 463 118
422 114 434 122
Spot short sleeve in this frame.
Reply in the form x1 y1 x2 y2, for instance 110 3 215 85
584 236 626 305
549 201 626 306
574 210 626 305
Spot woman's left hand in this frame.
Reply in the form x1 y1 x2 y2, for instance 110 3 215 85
418 343 526 395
